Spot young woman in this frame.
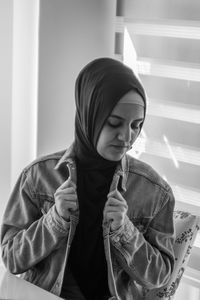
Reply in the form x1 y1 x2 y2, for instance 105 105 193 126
1 58 175 300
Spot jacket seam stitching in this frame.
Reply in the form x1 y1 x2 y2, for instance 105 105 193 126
153 189 168 216
126 169 170 193
23 154 64 173
22 170 40 210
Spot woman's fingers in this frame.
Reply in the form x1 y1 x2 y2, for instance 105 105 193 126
105 212 124 222
54 178 78 221
58 199 77 211
104 192 128 231
105 197 127 209
55 192 77 202
54 187 76 198
107 190 125 202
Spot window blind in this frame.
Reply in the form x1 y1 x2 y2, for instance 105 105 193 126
115 0 200 219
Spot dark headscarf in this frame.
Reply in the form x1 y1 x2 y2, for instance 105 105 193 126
65 58 147 300
74 57 146 168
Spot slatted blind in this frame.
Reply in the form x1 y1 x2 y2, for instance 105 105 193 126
115 0 200 224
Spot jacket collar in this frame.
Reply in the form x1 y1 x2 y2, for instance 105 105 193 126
54 143 128 192
54 143 76 170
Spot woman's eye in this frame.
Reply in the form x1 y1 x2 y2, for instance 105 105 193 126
107 120 121 128
131 123 141 130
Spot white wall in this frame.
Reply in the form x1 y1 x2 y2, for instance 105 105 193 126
11 0 39 187
0 0 13 215
37 0 116 156
0 0 116 190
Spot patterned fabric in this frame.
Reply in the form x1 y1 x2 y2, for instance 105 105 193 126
145 210 200 300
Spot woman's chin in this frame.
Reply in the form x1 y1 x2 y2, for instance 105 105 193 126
103 152 125 162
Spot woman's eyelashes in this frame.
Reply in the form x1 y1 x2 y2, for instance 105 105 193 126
107 119 142 130
107 119 121 128
131 122 142 130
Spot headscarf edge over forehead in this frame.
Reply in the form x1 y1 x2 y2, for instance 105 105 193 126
74 57 146 165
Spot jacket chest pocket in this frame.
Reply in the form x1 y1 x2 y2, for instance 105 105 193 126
131 217 152 234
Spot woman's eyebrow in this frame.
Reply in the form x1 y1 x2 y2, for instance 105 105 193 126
109 115 144 122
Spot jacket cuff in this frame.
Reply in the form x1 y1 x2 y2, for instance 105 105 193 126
45 205 70 234
109 215 136 246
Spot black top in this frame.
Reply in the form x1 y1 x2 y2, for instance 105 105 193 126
63 161 115 300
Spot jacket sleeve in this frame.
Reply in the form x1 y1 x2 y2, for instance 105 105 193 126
109 188 175 290
0 169 70 274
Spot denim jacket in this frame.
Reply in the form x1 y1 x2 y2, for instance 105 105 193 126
1 145 175 300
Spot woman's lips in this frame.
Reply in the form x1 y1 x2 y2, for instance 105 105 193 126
111 145 129 151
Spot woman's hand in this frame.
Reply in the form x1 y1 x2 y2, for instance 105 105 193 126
54 178 78 221
104 190 128 231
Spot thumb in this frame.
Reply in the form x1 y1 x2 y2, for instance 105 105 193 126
68 163 77 183
107 190 118 198
59 176 76 189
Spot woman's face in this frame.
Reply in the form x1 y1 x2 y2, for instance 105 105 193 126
96 90 144 161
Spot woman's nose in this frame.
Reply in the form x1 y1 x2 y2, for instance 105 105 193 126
117 127 132 143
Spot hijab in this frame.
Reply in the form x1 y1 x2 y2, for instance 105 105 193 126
74 57 146 168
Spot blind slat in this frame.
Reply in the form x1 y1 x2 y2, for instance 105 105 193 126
125 19 200 40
